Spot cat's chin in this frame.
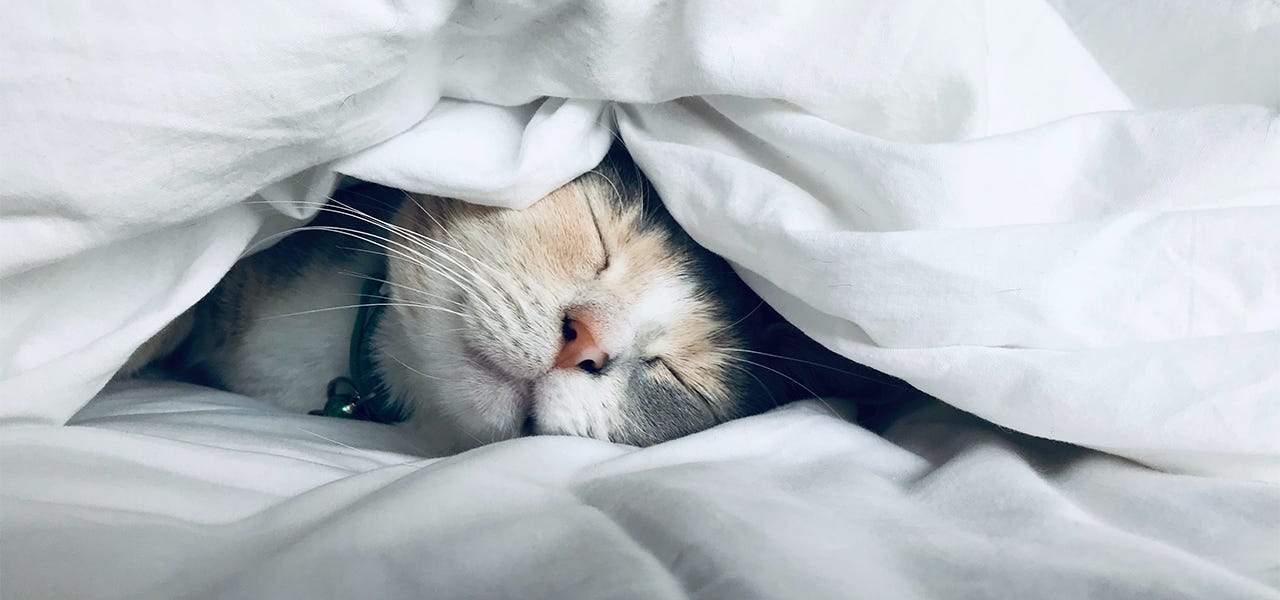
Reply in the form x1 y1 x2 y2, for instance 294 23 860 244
374 322 635 452
527 370 626 441
407 363 624 451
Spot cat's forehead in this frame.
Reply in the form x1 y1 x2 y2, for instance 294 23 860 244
579 184 729 335
396 173 737 353
629 278 690 328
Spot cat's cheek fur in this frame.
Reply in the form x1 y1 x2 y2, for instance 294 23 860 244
373 319 513 453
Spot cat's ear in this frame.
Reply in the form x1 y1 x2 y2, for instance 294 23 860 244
753 320 917 407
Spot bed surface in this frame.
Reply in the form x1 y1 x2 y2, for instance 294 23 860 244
0 381 1272 599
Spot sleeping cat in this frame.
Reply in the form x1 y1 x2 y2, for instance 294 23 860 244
123 147 905 455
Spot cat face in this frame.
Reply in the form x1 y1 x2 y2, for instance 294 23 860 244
371 155 772 451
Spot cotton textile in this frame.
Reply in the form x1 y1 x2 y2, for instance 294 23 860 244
3 384 1275 599
1 2 1278 597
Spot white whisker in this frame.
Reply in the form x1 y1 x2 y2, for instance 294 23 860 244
723 347 912 391
707 300 765 339
725 355 838 415
293 426 362 452
725 362 780 410
381 350 450 382
336 270 465 309
243 199 488 297
258 302 470 322
303 224 482 297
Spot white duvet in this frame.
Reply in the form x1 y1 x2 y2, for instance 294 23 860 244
3 383 1276 599
2 1 1278 598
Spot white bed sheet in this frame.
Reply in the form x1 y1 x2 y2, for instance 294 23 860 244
1 381 1275 599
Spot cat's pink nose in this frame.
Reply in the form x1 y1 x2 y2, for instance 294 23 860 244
555 317 609 373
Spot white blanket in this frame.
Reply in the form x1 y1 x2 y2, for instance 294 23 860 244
1 1 1278 598
2 383 1276 599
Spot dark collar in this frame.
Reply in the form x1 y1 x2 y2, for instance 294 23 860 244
310 274 397 423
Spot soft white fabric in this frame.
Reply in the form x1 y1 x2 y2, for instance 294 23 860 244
2 1 1277 479
1 383 1276 599
2 2 1279 597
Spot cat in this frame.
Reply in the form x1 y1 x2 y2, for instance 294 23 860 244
123 146 909 455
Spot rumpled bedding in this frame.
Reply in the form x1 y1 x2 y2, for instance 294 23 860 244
1 1 1278 598
3 383 1276 599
